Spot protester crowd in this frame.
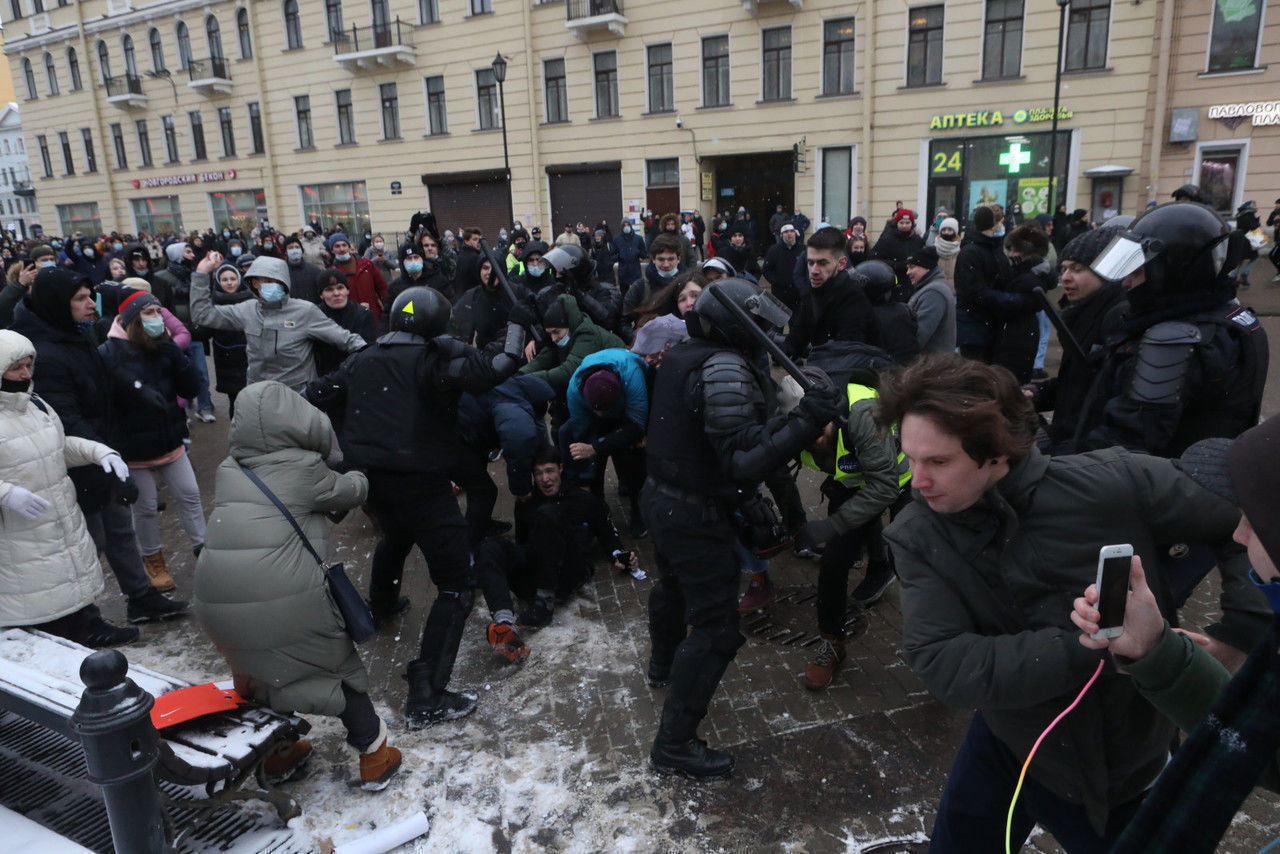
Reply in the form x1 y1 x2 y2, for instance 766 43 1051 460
0 185 1276 850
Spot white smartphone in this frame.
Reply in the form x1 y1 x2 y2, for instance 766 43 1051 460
1092 544 1135 640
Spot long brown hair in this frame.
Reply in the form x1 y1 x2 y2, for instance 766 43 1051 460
632 270 706 326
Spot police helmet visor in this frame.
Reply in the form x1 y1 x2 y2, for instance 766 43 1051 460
744 289 792 331
1090 233 1164 283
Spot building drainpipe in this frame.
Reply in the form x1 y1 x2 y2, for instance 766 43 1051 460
74 3 121 230
861 0 875 219
1148 0 1175 206
245 1 284 226
520 2 542 227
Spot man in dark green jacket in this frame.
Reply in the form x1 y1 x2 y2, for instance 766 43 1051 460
877 354 1268 854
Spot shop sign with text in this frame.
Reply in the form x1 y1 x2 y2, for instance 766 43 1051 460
131 169 237 189
1207 101 1280 126
928 107 1073 131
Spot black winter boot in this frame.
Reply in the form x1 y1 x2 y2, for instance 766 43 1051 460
126 589 191 623
650 737 735 779
403 660 477 730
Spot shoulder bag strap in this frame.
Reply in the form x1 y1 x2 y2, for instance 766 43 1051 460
237 464 324 567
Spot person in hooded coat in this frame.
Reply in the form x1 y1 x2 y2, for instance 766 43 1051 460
0 329 138 647
69 239 109 284
193 380 403 791
448 254 536 349
613 221 648 288
208 263 254 418
383 240 449 334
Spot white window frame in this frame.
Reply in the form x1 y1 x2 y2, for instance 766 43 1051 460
977 0 1025 81
903 5 945 88
542 56 568 124
1203 0 1267 74
1193 138 1251 214
760 25 792 102
1062 0 1112 72
700 33 730 109
819 17 856 97
813 144 858 228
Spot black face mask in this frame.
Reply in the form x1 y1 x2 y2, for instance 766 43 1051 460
848 251 868 266
1 377 31 393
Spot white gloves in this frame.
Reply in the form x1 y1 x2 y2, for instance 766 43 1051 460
101 453 130 483
2 487 51 520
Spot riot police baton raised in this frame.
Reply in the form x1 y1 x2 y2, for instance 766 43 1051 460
1032 286 1088 367
479 237 545 345
706 283 818 393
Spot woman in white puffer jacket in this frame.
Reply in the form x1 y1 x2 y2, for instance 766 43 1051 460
0 329 139 647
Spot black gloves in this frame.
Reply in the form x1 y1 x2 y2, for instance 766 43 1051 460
114 476 139 506
507 301 537 329
794 386 844 428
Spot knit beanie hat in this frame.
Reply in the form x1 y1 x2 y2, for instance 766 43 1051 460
119 290 159 328
165 242 188 264
542 299 570 329
894 209 916 224
27 267 89 332
1060 229 1116 267
29 244 55 263
972 206 996 232
906 246 939 270
327 232 351 251
939 217 960 234
849 216 867 229
582 368 623 410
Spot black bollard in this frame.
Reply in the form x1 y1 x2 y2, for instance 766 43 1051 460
71 649 167 854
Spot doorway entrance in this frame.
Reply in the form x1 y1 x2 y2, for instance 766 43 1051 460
707 151 793 251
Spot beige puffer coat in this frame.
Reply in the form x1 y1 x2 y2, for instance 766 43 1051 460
193 381 370 716
0 330 111 625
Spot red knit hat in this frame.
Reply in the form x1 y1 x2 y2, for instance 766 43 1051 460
893 209 916 223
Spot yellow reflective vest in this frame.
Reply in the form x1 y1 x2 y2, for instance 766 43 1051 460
800 383 911 488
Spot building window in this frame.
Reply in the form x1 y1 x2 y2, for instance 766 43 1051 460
238 8 252 59
57 203 101 236
44 52 58 95
702 35 729 107
476 68 499 130
1198 146 1245 212
647 43 673 113
176 22 192 70
982 0 1023 79
109 123 127 169
8 0 22 21
419 0 439 24
122 34 138 78
83 127 98 172
21 58 35 99
907 5 944 87
1064 0 1109 71
136 119 153 167
58 131 74 175
594 51 618 118
544 58 568 123
380 82 400 140
1207 0 1264 72
371 0 390 41
67 47 82 90
149 27 164 71
822 147 853 231
425 75 447 135
209 188 266 232
336 89 355 144
206 15 224 61
96 40 110 83
189 110 207 160
247 102 264 154
762 26 791 101
36 135 51 177
162 115 179 163
218 106 235 157
822 18 856 95
647 157 679 187
284 0 303 50
295 95 314 148
325 0 343 41
131 196 183 235
300 180 370 234
471 0 492 15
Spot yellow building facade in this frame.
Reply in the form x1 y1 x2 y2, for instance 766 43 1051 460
1 0 1259 239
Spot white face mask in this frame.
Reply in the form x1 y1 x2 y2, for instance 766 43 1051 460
287 248 303 262
335 252 352 263
374 242 384 250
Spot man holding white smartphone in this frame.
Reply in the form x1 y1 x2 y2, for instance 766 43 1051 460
875 354 1269 854
1071 414 1280 854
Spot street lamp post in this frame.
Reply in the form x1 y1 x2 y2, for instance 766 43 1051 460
490 52 513 227
145 68 178 104
1047 0 1070 216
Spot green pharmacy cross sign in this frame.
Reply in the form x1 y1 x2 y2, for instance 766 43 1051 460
999 142 1032 174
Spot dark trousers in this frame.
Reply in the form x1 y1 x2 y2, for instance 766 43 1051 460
452 446 498 546
366 475 474 669
643 483 744 744
930 713 1146 854
816 521 875 636
83 500 151 600
475 537 524 617
338 683 382 751
32 603 100 645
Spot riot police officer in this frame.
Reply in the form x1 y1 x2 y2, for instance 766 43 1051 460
1076 201 1268 457
307 286 524 728
643 278 843 779
538 244 622 333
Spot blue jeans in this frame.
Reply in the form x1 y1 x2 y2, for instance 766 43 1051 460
930 713 1146 854
186 341 214 412
1034 311 1050 371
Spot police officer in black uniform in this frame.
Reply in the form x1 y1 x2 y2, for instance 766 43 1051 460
643 278 844 779
1074 201 1269 457
537 244 623 335
307 286 524 728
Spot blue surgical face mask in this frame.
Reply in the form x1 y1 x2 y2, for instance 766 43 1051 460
230 246 242 257
1251 569 1280 615
76 319 94 334
555 334 571 348
39 259 55 268
623 226 632 234
404 260 424 276
526 263 546 277
83 247 95 259
335 252 352 263
286 248 303 263
259 282 286 305
656 267 677 279
112 242 123 251
141 316 166 338
992 226 1006 238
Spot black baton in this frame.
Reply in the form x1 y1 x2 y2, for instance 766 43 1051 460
707 284 817 393
1033 287 1088 367
480 237 545 345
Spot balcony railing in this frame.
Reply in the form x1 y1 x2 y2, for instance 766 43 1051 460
13 182 35 198
332 18 416 69
187 57 232 95
565 0 627 38
104 74 146 108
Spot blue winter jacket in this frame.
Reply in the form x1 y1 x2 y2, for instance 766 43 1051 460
458 374 554 497
566 348 650 439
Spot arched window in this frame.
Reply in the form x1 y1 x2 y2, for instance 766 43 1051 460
149 27 165 71
22 58 36 99
206 15 223 61
96 40 111 83
176 21 192 70
283 0 302 50
122 34 138 78
237 8 252 59
67 47 82 90
43 52 58 95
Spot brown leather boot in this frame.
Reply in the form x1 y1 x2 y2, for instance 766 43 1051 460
802 634 846 690
264 739 312 779
358 723 402 792
143 551 176 592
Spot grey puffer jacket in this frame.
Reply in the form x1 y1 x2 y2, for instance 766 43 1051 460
193 381 370 716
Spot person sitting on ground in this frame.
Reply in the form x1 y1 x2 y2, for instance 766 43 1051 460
193 380 402 791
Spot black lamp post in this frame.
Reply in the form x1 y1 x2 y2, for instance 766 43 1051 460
491 52 513 226
1047 0 1070 216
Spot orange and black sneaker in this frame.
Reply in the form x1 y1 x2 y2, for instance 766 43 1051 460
487 622 530 664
